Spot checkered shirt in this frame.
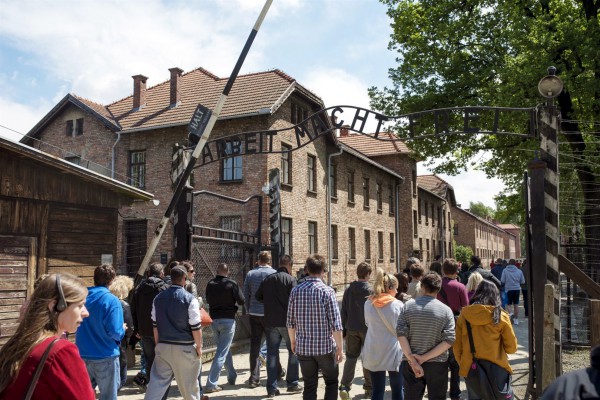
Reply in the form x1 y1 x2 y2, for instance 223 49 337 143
286 277 343 356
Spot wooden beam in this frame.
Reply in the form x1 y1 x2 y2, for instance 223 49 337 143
558 254 600 299
591 300 600 348
542 284 556 390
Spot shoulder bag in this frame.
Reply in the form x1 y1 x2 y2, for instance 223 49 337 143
464 321 513 400
24 337 60 400
373 302 397 337
200 307 213 327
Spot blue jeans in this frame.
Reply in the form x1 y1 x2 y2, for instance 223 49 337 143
85 356 120 400
266 326 299 394
371 369 403 400
206 318 237 389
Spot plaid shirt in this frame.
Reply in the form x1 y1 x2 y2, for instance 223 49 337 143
286 277 343 356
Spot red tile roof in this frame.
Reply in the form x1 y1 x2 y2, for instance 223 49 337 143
337 132 410 156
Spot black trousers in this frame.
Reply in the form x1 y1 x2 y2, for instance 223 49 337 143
298 351 339 400
249 315 282 384
401 360 448 400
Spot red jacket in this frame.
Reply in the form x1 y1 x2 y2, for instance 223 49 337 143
0 336 95 400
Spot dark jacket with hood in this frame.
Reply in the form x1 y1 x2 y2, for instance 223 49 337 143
541 345 600 400
341 280 372 332
132 276 168 337
461 264 501 290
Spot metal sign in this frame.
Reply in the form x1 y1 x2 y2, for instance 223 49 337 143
192 105 537 167
188 104 212 145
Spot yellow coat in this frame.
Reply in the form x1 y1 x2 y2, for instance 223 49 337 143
453 304 517 377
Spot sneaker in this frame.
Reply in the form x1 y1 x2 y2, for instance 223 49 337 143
364 389 372 399
514 318 519 325
133 373 148 389
267 389 281 398
259 354 266 365
509 313 515 324
287 384 303 393
204 386 222 394
279 368 286 379
339 388 350 400
248 381 260 388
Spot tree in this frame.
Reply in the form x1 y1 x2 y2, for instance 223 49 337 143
468 201 495 219
454 244 473 266
370 0 600 253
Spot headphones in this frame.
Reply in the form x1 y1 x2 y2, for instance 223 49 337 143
55 274 67 312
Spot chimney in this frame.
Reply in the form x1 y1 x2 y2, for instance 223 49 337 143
132 74 148 110
340 124 350 138
169 67 183 107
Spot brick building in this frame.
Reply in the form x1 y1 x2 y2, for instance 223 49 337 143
21 66 462 286
497 223 522 258
452 206 516 267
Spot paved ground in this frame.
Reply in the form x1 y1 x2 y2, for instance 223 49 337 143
115 305 531 400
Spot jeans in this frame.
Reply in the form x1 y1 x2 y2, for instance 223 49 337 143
266 326 299 394
448 348 461 398
206 318 237 389
249 315 267 384
340 330 372 390
401 360 448 400
370 370 403 400
141 335 157 380
298 351 339 400
119 344 128 389
84 356 120 400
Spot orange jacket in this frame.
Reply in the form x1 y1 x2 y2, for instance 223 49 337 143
453 304 517 376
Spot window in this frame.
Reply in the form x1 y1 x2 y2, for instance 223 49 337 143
348 227 356 259
431 204 435 226
425 201 429 225
376 183 383 211
388 184 395 215
330 163 338 198
281 143 292 185
448 211 452 231
390 233 395 261
307 155 316 192
129 150 146 189
426 239 430 261
222 142 242 181
347 171 355 203
308 221 317 254
362 177 370 209
418 200 422 223
124 220 147 276
65 118 83 136
438 207 443 230
331 224 339 260
454 224 459 235
413 210 418 238
282 218 292 256
291 102 308 124
378 231 384 260
364 230 371 260
419 238 423 254
412 169 417 197
65 155 81 165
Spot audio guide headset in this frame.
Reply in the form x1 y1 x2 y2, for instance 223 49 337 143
55 274 67 312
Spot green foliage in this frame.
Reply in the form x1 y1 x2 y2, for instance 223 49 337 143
371 0 600 229
454 244 473 265
468 201 495 219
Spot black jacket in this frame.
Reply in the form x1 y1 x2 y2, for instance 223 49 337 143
120 299 134 348
341 281 371 332
205 275 244 320
461 264 501 290
131 276 168 337
255 268 297 327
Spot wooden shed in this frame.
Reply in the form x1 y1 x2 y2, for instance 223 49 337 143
0 137 152 346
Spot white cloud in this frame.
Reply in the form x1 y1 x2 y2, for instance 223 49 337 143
302 67 371 109
0 96 51 142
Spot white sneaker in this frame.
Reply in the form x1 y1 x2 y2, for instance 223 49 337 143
514 318 519 325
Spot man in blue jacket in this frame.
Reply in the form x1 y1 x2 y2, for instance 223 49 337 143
76 264 125 400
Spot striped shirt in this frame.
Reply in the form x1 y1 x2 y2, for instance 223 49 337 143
396 295 455 362
286 277 343 356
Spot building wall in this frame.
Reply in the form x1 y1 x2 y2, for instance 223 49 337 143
414 188 453 268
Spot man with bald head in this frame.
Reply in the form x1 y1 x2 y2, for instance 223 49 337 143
204 263 245 392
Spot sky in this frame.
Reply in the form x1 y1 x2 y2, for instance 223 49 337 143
0 0 505 208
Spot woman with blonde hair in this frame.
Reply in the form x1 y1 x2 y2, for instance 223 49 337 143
466 272 484 302
363 268 404 400
109 275 135 389
0 273 94 399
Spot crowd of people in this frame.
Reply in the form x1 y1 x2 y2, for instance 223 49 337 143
0 252 595 400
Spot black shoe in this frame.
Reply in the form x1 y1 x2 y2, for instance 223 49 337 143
267 389 281 398
279 368 286 379
248 381 260 388
287 384 303 393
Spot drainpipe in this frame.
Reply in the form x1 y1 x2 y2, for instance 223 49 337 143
327 146 344 286
111 132 122 179
395 182 401 273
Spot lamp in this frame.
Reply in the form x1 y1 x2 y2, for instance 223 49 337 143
538 66 563 99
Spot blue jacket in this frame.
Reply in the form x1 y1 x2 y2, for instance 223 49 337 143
76 286 125 359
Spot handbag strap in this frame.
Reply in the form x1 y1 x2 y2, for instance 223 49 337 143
465 320 477 357
373 302 397 337
24 337 60 400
